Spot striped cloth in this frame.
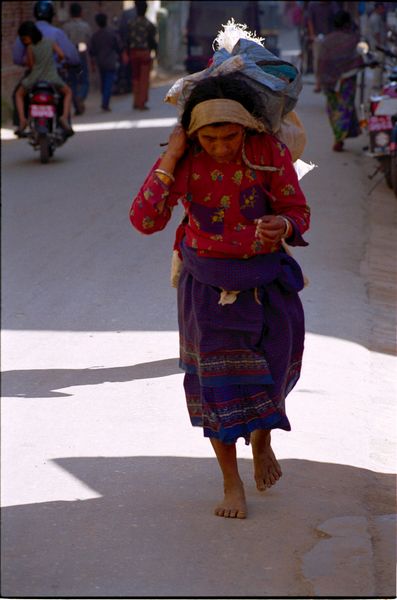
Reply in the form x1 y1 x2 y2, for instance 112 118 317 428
177 240 306 444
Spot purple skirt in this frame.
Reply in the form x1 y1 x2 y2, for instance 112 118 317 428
177 242 305 444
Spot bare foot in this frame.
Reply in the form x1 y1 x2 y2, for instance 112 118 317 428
214 479 247 519
251 430 282 491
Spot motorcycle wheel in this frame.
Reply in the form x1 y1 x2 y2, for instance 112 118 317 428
39 134 50 164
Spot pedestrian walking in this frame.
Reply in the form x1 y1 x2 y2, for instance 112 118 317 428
62 2 92 115
317 10 363 152
366 2 387 90
127 0 158 110
129 72 311 519
307 0 338 92
90 13 120 112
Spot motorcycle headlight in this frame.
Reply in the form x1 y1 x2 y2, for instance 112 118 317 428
375 132 390 147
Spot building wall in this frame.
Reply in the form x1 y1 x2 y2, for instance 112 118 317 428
1 1 33 107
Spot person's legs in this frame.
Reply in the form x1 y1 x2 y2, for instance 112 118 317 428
130 50 141 108
60 85 72 120
130 50 151 109
15 85 27 129
251 429 282 491
78 52 89 104
312 36 322 92
139 50 152 108
210 438 247 519
66 67 79 113
101 70 115 110
58 85 73 131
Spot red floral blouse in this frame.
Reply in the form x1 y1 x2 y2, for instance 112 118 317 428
130 132 310 259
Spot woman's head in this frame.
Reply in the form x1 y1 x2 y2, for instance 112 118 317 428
195 122 245 164
180 74 264 162
181 74 263 132
18 20 43 45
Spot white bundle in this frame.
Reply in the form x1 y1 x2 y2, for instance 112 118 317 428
213 18 265 52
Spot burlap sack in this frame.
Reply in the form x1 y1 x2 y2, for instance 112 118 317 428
276 111 307 162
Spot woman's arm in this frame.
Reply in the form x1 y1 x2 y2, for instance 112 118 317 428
256 137 310 247
26 45 34 69
129 126 189 235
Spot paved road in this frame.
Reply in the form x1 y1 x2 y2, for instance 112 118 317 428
1 73 396 598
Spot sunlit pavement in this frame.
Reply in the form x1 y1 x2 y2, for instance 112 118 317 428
1 61 396 598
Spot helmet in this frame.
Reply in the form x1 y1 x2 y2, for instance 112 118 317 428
34 1 55 22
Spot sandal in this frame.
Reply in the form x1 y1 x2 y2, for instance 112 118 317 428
15 121 28 137
332 141 344 152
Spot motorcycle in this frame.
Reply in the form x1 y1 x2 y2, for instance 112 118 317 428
18 80 73 164
358 42 397 195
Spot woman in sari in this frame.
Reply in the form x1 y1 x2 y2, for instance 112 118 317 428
317 10 363 151
129 74 310 519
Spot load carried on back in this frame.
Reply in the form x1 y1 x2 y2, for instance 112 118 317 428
165 19 312 169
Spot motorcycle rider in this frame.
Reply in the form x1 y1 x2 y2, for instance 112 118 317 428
13 1 80 67
15 21 73 136
12 0 80 126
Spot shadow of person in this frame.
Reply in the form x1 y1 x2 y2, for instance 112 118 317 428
1 357 181 398
2 457 395 598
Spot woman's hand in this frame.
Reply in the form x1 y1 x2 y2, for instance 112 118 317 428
158 125 187 176
165 124 188 161
255 216 289 244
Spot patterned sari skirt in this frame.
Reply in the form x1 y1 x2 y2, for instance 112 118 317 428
177 244 306 445
325 76 361 143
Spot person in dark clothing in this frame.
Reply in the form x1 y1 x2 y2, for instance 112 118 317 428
127 0 158 110
90 13 120 111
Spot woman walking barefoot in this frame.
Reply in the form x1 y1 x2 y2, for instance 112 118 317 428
317 10 363 152
129 74 310 518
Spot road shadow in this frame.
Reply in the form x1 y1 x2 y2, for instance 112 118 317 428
1 457 395 598
1 358 180 398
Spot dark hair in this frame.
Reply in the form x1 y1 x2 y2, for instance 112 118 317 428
135 1 147 17
333 10 352 29
70 2 82 18
95 13 107 28
181 74 263 131
33 0 54 22
18 20 43 44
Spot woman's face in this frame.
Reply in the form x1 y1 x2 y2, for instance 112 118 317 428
196 123 245 163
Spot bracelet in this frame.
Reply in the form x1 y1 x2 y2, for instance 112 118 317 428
154 168 175 183
280 216 292 239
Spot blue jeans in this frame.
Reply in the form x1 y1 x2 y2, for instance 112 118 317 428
99 69 116 109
